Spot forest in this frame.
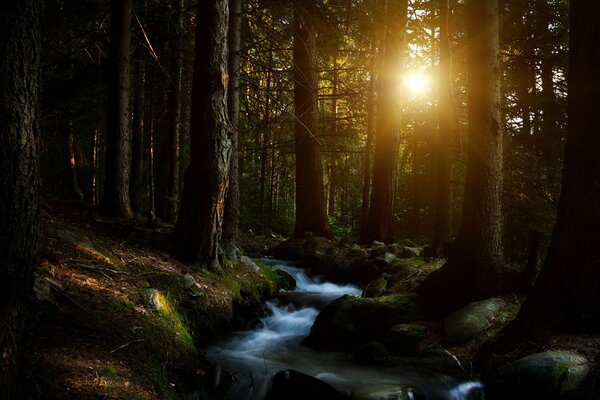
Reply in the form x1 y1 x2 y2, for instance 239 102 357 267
2 0 600 399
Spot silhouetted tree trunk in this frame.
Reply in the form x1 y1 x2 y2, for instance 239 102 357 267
432 0 454 250
292 0 332 238
362 0 407 243
222 0 242 257
360 40 377 238
511 0 600 333
130 47 145 214
328 65 339 219
165 0 184 222
175 0 231 269
0 0 40 396
102 0 133 217
417 0 507 315
63 121 84 202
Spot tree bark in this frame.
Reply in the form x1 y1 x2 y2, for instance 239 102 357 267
175 0 231 269
0 0 40 397
130 47 146 214
292 0 332 239
360 40 377 239
222 0 242 257
102 0 133 218
432 0 454 250
511 0 600 333
362 0 407 244
416 0 506 315
165 0 184 222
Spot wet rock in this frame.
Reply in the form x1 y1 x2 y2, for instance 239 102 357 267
384 324 426 355
498 351 589 398
273 239 306 260
310 252 347 283
350 385 425 400
266 370 346 400
302 294 423 352
347 259 380 284
443 298 506 344
240 256 260 272
274 268 296 290
363 276 388 298
371 240 385 247
352 341 387 363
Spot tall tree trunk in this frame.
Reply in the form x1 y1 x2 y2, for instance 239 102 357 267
130 48 146 214
360 41 377 238
511 0 600 333
328 65 339 219
175 0 231 269
432 0 454 250
0 0 40 397
222 0 242 257
259 65 272 228
145 66 157 221
362 0 407 244
102 0 133 218
63 121 84 202
292 0 332 238
165 0 184 222
416 0 506 315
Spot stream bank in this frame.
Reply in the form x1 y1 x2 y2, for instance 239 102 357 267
27 204 285 400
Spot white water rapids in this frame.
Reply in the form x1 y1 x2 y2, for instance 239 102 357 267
206 259 484 400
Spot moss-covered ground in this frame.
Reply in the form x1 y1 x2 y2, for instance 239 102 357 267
26 203 281 400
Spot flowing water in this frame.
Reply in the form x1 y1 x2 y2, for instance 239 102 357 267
206 259 485 400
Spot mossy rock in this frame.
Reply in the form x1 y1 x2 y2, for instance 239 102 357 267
384 324 426 355
348 244 368 259
443 298 506 344
498 352 590 398
302 294 423 352
352 341 387 363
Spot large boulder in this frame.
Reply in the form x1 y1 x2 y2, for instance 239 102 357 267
273 238 306 260
346 259 380 284
495 351 590 399
396 246 421 259
266 370 346 400
350 385 425 400
384 324 426 355
302 294 423 352
443 298 506 344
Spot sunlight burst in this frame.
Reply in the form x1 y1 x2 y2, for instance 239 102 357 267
404 72 429 94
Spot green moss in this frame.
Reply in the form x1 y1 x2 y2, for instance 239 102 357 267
46 222 128 271
102 366 118 376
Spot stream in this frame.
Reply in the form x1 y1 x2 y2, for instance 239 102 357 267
206 259 485 400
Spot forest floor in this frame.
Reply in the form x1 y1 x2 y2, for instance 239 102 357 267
25 202 281 400
24 202 600 399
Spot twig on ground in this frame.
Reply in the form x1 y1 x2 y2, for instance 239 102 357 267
108 339 145 354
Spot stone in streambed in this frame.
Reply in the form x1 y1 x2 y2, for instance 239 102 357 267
443 298 506 344
266 370 346 400
350 385 425 400
302 294 423 352
384 324 426 355
499 351 590 397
